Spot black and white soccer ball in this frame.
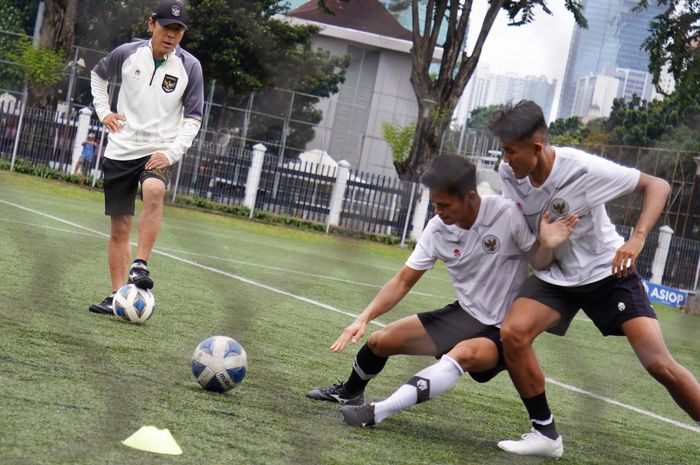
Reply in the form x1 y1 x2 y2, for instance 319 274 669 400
191 336 247 392
113 284 155 323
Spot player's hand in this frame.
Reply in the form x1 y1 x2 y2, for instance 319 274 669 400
102 113 125 133
538 211 579 249
330 319 368 353
145 152 171 170
612 234 645 278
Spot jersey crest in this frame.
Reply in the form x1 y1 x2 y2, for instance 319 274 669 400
482 235 500 254
550 198 569 216
162 74 178 93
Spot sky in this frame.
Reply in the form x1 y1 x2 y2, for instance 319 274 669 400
466 0 579 120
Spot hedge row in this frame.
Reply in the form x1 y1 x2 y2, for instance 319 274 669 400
0 158 103 188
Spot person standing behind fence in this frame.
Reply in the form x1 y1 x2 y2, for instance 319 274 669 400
72 132 96 186
87 0 204 315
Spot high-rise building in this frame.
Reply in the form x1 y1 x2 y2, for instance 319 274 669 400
557 0 665 119
571 73 620 121
455 67 557 123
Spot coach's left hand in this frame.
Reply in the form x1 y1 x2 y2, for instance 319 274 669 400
145 152 171 170
613 234 645 278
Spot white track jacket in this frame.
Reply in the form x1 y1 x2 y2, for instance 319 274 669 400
91 39 204 165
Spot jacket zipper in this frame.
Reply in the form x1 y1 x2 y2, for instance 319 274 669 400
149 67 157 86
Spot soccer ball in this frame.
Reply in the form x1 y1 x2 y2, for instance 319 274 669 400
191 336 247 392
113 284 155 323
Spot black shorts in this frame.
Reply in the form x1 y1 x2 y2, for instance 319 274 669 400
103 157 171 216
517 272 657 337
417 301 505 383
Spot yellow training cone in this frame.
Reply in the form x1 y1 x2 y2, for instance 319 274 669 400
122 426 183 455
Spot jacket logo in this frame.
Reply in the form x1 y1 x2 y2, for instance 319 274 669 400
482 235 500 254
162 74 178 93
550 198 569 215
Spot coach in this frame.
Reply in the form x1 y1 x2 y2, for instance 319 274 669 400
88 0 204 314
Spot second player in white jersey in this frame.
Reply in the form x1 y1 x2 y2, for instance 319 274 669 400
305 155 577 431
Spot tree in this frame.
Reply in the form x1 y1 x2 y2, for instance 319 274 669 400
639 0 700 104
466 104 504 130
548 116 584 146
0 0 31 91
184 0 349 156
382 121 416 163
29 0 79 107
6 38 64 89
318 0 587 180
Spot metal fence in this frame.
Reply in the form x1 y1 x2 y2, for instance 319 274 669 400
0 104 104 172
340 171 419 237
256 156 337 223
602 145 699 239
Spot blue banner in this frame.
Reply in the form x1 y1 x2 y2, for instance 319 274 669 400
641 280 688 308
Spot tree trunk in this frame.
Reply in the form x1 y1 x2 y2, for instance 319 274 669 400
30 0 79 108
394 0 505 181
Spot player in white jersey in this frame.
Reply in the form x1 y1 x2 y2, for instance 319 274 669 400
306 155 577 429
489 101 700 458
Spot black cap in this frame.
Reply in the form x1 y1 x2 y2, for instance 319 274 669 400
153 0 188 29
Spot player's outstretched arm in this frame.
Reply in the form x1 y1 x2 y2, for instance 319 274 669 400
526 211 578 270
330 266 425 353
612 173 670 277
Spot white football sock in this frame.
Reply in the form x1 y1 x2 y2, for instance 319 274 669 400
373 354 464 424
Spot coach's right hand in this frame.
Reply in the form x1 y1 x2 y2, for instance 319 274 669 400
102 113 126 133
331 317 369 353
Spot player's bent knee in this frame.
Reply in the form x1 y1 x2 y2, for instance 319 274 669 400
499 324 533 350
449 347 478 371
644 355 678 384
367 329 396 357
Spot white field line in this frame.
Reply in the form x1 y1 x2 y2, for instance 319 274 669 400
0 199 697 434
0 212 592 324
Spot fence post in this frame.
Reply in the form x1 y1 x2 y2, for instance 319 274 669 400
326 160 351 233
651 225 674 284
70 107 93 173
410 186 430 241
10 88 27 172
244 143 266 218
399 182 417 247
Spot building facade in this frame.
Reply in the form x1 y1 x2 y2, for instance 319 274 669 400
557 0 665 119
284 0 438 177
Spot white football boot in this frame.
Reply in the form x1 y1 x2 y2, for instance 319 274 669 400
497 428 563 458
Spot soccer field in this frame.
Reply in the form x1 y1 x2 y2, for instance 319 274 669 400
0 171 698 465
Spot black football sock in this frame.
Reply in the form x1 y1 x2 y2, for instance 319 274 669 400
132 259 147 267
522 392 559 440
344 343 388 395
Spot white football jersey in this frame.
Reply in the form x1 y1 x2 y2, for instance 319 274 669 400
406 195 536 326
499 146 640 286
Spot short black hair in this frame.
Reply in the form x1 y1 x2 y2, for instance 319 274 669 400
420 155 476 197
488 100 547 142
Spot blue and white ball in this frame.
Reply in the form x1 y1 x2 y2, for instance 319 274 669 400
191 336 247 392
113 284 155 323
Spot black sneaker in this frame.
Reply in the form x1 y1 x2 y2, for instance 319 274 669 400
128 262 153 289
341 403 376 427
89 294 114 315
306 382 364 405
